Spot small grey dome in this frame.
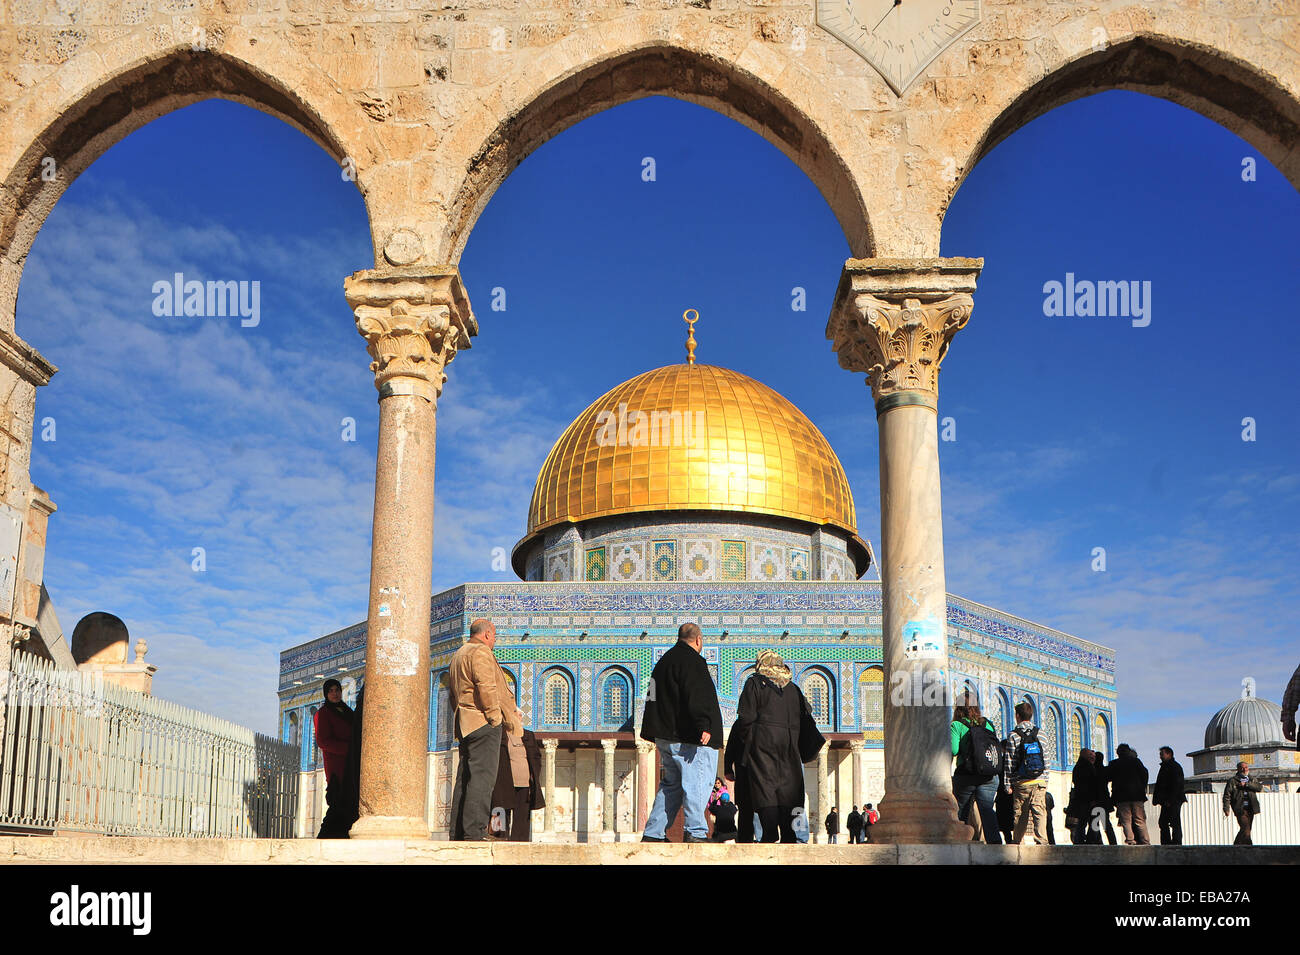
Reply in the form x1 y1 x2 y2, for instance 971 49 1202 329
1204 681 1285 748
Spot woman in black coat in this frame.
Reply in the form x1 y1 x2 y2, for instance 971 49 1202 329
723 651 810 844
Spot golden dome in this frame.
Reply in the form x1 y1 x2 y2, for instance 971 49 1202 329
515 362 867 571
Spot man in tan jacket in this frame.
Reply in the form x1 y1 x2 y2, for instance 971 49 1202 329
449 618 520 840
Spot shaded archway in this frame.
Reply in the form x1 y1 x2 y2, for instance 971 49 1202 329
948 36 1300 222
439 45 874 263
0 46 381 328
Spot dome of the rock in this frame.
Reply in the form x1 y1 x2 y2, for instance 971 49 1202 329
512 361 870 579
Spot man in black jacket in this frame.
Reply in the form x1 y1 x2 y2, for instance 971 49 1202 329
1109 743 1150 845
1151 746 1187 845
640 622 723 843
846 806 864 844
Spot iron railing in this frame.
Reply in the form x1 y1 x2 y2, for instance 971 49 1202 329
0 653 298 837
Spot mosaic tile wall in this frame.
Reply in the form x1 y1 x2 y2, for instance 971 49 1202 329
279 581 1118 765
524 513 857 583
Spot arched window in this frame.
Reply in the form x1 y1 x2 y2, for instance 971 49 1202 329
599 669 632 730
435 673 453 750
308 705 320 768
1069 710 1084 762
803 669 833 729
858 667 883 742
542 669 573 727
1093 713 1110 760
502 668 518 704
286 711 300 749
989 691 1008 737
1042 705 1060 769
1019 694 1035 722
955 680 980 708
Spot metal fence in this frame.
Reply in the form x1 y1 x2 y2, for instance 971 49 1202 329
1177 792 1300 846
0 653 298 837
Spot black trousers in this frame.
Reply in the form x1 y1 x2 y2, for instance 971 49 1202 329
756 805 798 843
451 722 502 841
1158 804 1183 845
847 827 862 844
317 772 357 838
493 785 534 842
736 806 756 844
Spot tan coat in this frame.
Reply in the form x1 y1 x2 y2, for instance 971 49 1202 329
449 638 520 739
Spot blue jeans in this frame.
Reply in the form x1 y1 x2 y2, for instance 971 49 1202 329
953 773 1002 845
644 739 716 840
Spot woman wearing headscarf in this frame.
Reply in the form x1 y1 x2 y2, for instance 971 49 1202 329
314 678 356 838
1067 748 1100 845
723 650 811 844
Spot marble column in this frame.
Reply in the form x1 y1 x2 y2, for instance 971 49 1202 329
345 267 476 839
601 739 617 835
816 746 829 843
542 738 558 834
635 740 655 832
827 257 982 844
849 738 865 809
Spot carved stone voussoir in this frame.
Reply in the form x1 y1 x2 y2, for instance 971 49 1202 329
344 267 477 401
826 258 982 406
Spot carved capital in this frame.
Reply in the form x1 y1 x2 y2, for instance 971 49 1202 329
542 737 558 754
827 258 982 410
344 267 477 402
600 738 618 753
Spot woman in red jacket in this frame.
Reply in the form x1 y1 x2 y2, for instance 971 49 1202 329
314 679 356 838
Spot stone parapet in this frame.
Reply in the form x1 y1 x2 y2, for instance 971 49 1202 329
1 837 1296 865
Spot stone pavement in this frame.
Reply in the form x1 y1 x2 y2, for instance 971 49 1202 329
1 837 1296 865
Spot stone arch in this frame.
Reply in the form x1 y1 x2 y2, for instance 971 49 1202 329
857 666 883 741
434 40 875 264
0 40 386 332
942 32 1300 233
1093 711 1111 761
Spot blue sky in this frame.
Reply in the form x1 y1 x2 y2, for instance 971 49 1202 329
17 90 1299 768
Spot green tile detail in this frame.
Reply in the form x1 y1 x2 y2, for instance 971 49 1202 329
585 546 606 581
720 540 745 581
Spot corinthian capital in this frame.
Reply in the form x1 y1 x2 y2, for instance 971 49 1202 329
344 267 477 402
826 258 982 410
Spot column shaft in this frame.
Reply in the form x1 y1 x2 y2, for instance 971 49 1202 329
353 394 437 838
602 740 617 834
635 741 654 832
542 740 557 834
816 747 829 842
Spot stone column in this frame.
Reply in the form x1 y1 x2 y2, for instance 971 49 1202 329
827 257 982 844
849 738 865 809
816 746 829 843
345 267 475 839
542 738 558 834
601 739 617 836
635 740 655 832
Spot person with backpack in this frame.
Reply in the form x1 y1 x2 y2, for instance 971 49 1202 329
862 803 879 842
1001 702 1050 845
950 697 1002 844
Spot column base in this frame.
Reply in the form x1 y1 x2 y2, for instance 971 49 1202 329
869 791 970 844
348 815 431 840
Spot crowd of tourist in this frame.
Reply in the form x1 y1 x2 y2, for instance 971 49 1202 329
315 621 1299 847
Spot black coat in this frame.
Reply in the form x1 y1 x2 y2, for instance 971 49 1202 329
825 811 839 835
847 810 863 833
1109 753 1150 803
640 642 722 748
723 675 809 810
491 728 546 810
1069 758 1099 815
1152 758 1187 806
1093 756 1114 809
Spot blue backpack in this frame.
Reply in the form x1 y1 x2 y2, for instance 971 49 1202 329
1012 727 1047 779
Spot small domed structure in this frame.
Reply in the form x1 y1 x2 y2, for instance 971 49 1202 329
70 612 130 666
1186 677 1300 792
1203 677 1286 748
